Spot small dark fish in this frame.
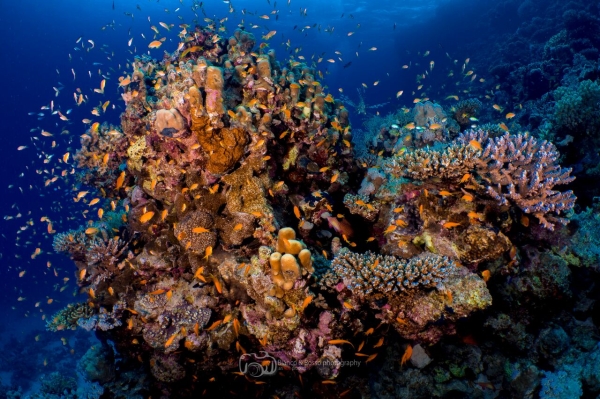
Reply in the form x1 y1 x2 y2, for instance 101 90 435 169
112 0 114 10
343 62 352 68
160 127 178 137
293 25 297 30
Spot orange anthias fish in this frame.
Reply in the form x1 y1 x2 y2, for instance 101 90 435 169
481 270 491 282
328 339 355 348
165 330 179 347
115 171 125 189
401 345 412 367
212 275 222 294
325 214 353 237
139 211 155 223
383 225 397 235
469 140 482 150
443 222 461 229
148 40 163 49
204 246 212 260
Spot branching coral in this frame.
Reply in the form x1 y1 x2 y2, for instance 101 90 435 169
383 142 480 181
53 229 101 261
457 129 576 229
343 193 380 221
86 237 128 283
554 79 600 135
383 128 575 230
324 248 456 300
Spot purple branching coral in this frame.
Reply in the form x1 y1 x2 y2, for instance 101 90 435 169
383 128 575 230
457 129 576 230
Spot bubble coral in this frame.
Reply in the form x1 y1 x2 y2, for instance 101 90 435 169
155 108 188 138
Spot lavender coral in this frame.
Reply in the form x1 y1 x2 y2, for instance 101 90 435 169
457 129 576 229
384 128 575 230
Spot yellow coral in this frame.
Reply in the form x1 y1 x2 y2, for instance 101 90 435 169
282 145 299 171
126 136 147 171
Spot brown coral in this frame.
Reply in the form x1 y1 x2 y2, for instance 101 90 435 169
221 163 270 215
453 225 512 264
195 126 248 174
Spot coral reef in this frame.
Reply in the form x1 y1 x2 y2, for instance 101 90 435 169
47 19 588 399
